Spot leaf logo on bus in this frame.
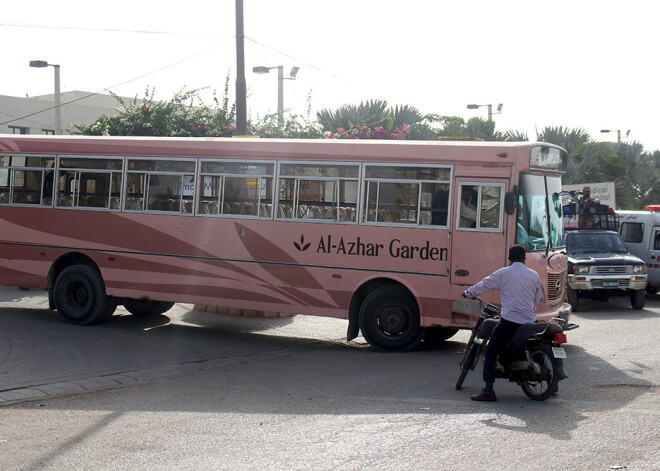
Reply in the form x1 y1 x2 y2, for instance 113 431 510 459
294 235 311 252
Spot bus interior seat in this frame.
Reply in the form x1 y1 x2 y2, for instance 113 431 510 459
309 207 322 219
229 202 242 214
322 208 335 220
198 202 210 214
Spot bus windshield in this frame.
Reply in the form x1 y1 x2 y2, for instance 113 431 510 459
516 174 565 251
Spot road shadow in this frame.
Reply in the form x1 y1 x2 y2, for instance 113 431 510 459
2 304 655 443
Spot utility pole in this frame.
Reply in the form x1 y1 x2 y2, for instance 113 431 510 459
235 0 247 135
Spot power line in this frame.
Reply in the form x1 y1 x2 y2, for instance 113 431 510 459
0 21 229 38
0 41 231 127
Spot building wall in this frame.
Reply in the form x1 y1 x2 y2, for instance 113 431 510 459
0 91 137 135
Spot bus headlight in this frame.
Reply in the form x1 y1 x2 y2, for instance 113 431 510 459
574 265 590 274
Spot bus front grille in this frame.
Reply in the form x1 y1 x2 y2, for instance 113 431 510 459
547 271 566 301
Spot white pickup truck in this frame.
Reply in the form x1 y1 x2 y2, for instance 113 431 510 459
617 206 660 295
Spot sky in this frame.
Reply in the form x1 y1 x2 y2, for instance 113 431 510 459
2 0 660 150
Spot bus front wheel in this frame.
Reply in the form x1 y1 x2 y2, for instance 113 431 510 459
359 286 423 352
53 265 111 325
123 299 175 317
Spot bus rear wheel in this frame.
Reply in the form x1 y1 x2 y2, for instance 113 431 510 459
53 265 111 325
359 286 423 352
123 299 175 317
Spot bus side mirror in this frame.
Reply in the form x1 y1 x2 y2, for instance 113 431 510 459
504 191 516 215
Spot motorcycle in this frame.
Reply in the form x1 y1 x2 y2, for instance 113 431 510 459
454 297 573 401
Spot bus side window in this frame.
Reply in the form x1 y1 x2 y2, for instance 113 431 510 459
363 165 451 227
277 163 359 223
125 173 146 210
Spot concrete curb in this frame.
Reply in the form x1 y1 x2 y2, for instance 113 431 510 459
0 350 288 405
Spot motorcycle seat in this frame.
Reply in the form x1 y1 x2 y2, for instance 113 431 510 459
478 319 564 355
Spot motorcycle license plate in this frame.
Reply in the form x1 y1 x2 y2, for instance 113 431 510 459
552 347 567 359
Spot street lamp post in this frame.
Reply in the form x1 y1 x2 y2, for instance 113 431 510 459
253 65 299 127
600 129 630 143
29 60 61 135
467 103 503 122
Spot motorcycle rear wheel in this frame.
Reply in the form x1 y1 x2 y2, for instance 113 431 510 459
520 344 560 401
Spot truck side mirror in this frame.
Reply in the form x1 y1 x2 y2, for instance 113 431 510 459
505 190 516 215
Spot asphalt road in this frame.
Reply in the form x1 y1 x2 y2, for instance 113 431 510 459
0 287 658 470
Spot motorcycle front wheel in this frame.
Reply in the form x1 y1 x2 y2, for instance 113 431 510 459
520 344 560 401
456 342 480 390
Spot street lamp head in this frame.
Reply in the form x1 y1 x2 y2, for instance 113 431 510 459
289 67 299 79
600 129 611 133
29 60 49 68
467 104 480 109
252 66 270 74
497 103 503 112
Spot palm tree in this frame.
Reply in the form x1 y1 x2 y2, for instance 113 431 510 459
316 99 425 138
610 142 660 209
536 126 591 157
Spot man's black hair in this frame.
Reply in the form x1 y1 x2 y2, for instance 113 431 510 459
508 244 526 262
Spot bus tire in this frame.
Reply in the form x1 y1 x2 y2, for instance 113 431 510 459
53 265 110 325
124 299 175 317
630 289 645 310
359 285 423 352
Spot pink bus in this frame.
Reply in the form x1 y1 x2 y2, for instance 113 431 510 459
0 135 571 351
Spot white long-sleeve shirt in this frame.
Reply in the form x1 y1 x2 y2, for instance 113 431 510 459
465 262 543 324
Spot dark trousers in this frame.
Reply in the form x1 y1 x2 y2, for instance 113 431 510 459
483 318 521 383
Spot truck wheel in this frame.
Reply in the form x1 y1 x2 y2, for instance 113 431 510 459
53 265 110 325
646 286 658 295
631 289 645 310
567 287 579 312
359 285 423 352
124 299 175 317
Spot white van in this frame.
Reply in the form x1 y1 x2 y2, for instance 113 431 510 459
617 206 660 294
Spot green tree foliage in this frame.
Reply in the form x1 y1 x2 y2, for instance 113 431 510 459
536 126 660 209
74 81 236 137
537 126 591 158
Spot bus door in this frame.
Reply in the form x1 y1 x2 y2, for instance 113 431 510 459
450 178 508 286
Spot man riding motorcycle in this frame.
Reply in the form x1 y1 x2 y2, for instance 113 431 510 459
462 244 543 402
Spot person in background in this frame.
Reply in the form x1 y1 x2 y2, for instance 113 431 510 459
577 185 599 228
462 244 543 402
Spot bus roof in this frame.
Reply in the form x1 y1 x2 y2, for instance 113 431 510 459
0 134 564 168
